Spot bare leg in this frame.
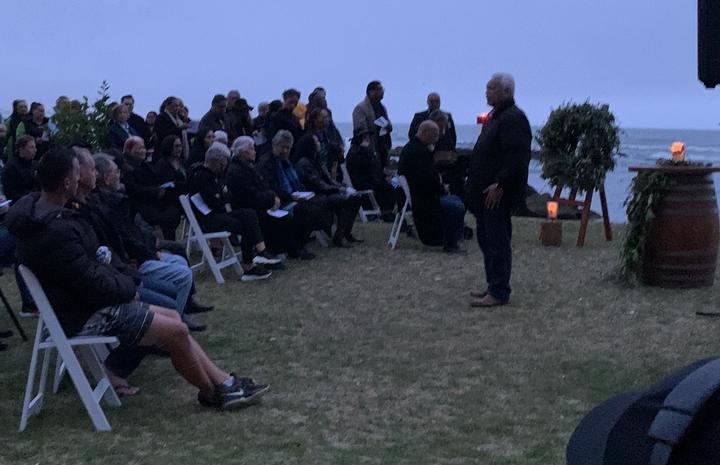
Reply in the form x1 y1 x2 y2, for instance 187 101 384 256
255 241 267 253
139 308 214 394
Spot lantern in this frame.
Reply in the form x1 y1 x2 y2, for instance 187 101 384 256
671 141 686 162
476 113 490 125
547 201 559 220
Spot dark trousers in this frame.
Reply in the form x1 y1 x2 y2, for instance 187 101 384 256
201 209 263 264
439 194 465 249
474 204 513 301
320 193 361 237
259 212 299 254
363 180 398 213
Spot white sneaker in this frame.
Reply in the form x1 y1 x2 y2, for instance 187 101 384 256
240 266 272 282
253 252 282 265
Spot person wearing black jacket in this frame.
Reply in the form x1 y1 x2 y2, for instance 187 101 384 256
153 96 187 154
408 93 457 150
398 121 465 253
154 135 189 202
121 95 152 145
3 136 38 201
120 136 181 240
6 147 268 409
228 136 315 260
345 128 397 219
198 94 227 136
295 131 363 248
107 104 139 150
466 73 531 308
187 143 280 281
265 89 304 154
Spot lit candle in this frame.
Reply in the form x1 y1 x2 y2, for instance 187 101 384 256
671 141 686 162
547 201 559 220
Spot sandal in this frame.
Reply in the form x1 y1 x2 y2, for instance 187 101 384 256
113 384 141 396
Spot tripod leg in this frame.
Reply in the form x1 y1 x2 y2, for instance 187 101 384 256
0 287 28 341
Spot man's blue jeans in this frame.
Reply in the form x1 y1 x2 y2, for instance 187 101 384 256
439 194 465 249
138 252 192 315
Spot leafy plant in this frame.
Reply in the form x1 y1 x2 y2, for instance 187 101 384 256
536 102 621 193
51 81 112 152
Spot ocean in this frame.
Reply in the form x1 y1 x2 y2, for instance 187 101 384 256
335 122 720 223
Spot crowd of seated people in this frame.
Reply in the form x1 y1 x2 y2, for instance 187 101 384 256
0 83 472 409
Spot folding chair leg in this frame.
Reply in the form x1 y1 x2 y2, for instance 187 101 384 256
59 343 112 431
0 285 28 341
222 237 243 278
78 345 121 408
388 210 405 249
53 350 65 393
19 318 45 431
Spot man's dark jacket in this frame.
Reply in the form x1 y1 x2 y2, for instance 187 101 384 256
128 112 151 145
5 193 136 335
345 144 384 191
226 157 276 211
265 109 303 151
198 110 226 136
398 137 445 246
2 157 38 201
187 165 226 216
408 110 457 151
466 98 531 213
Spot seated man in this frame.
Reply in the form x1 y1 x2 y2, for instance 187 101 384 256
294 128 363 248
6 146 268 408
257 131 333 247
398 120 465 254
188 142 281 281
228 136 315 260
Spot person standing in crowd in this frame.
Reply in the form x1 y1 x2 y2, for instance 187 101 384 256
3 99 29 161
15 102 50 159
48 96 70 135
408 93 457 149
188 127 214 168
266 89 304 151
121 95 152 145
198 94 227 136
153 96 188 155
466 73 531 308
345 128 397 221
352 81 392 169
225 98 254 143
252 101 271 155
145 111 158 152
306 87 344 158
226 90 241 111
399 120 465 254
3 136 38 202
108 104 139 150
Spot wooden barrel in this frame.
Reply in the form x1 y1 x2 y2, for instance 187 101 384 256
638 168 719 288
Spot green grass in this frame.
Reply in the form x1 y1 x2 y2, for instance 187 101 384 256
1 217 719 464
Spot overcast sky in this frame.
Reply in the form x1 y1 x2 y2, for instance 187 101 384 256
1 0 717 129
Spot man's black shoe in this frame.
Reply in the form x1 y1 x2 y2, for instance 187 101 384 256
443 246 467 255
345 234 364 244
182 314 206 332
198 376 269 409
186 299 214 314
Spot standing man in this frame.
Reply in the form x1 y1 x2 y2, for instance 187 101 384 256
352 81 392 168
198 94 228 136
466 73 531 307
265 89 304 154
121 95 152 145
408 92 457 151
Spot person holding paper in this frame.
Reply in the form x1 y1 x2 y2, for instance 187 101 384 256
294 126 363 248
154 135 188 200
188 143 281 281
228 136 316 260
352 81 392 168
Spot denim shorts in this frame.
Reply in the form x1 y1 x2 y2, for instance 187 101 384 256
77 302 154 346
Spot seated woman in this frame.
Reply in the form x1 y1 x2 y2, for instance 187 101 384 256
294 110 363 248
108 104 139 150
187 127 214 168
120 137 181 240
154 135 188 204
228 136 315 260
257 130 333 247
3 136 39 202
345 128 399 221
187 142 281 281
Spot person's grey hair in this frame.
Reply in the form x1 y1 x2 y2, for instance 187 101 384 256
257 101 269 111
272 129 294 147
428 110 448 124
214 130 229 145
231 136 255 157
93 153 116 178
205 141 231 163
418 120 439 135
491 73 515 96
72 146 93 166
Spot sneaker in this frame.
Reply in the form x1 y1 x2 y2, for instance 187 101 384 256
253 250 283 265
198 378 269 409
240 265 272 282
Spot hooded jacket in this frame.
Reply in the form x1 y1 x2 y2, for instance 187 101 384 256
5 193 137 335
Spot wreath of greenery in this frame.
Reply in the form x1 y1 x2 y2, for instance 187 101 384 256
536 102 621 192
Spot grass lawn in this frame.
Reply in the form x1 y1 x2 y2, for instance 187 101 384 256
1 217 719 464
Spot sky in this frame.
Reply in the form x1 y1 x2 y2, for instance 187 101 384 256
1 0 718 130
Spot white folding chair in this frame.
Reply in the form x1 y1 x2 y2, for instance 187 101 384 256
388 175 412 250
340 163 381 222
18 265 121 432
179 195 243 284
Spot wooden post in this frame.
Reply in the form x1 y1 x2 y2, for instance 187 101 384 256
599 186 612 241
577 191 593 247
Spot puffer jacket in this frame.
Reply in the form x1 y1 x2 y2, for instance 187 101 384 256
5 193 137 335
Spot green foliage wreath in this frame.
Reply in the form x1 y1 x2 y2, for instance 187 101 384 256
536 102 621 192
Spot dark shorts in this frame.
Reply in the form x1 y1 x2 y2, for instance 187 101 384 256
77 302 154 346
